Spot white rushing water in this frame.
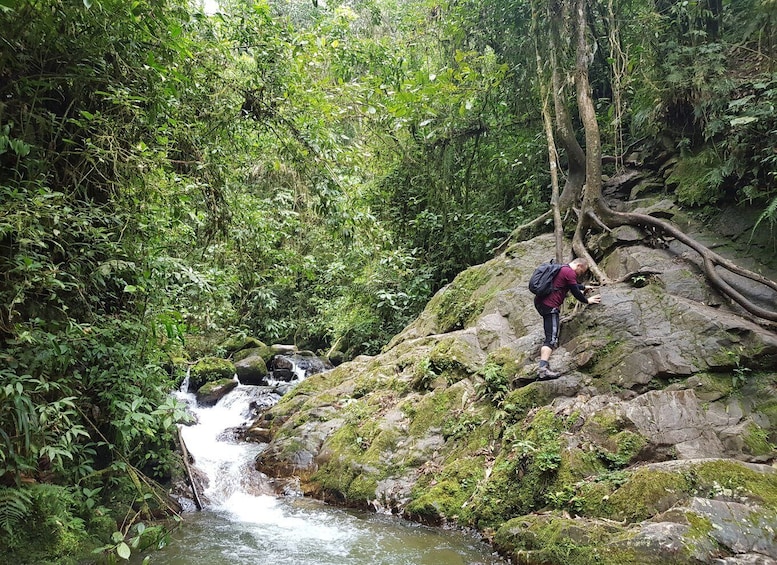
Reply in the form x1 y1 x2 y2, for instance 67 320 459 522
147 379 505 565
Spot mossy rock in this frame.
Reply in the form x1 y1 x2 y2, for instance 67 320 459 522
428 335 481 383
189 357 236 390
467 409 567 529
406 382 467 438
501 383 550 424
233 344 275 363
427 265 494 333
220 336 266 354
486 347 526 380
235 354 269 385
405 455 486 525
606 468 689 522
689 459 777 507
493 512 632 565
196 378 238 406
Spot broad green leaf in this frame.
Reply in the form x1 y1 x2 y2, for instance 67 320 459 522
117 542 131 560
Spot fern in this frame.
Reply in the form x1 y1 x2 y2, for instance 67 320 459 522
0 487 33 544
751 195 777 240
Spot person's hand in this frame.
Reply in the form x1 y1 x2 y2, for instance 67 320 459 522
587 294 601 304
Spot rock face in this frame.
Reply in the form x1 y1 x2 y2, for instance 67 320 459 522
253 218 777 564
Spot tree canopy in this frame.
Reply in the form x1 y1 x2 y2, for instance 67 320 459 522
1 0 776 561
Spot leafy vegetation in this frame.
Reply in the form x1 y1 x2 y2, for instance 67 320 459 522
1 0 776 561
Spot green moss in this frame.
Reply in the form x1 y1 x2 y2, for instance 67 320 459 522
196 377 237 395
743 423 775 457
486 347 525 380
407 386 463 438
501 383 550 423
429 336 477 384
603 431 647 468
493 513 636 565
590 411 621 435
220 335 266 354
607 468 689 522
757 399 777 430
691 460 777 507
311 424 371 502
467 409 567 529
189 356 235 389
406 456 486 523
430 266 493 333
685 511 714 540
347 473 379 501
693 372 735 400
233 344 275 363
555 449 607 487
442 410 486 441
666 148 722 206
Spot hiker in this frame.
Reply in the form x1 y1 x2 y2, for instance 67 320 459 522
534 257 601 379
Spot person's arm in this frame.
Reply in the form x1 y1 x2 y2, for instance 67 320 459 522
569 283 588 303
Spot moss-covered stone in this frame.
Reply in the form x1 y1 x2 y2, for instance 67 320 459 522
690 460 777 507
428 336 479 384
308 395 403 505
196 378 238 406
493 513 635 565
467 409 567 529
743 423 775 457
487 347 526 380
501 383 550 424
220 335 266 354
606 468 689 523
189 356 236 390
406 383 466 438
233 344 275 364
405 455 486 524
428 266 493 333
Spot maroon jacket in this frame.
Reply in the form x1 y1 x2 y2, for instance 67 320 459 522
538 265 588 309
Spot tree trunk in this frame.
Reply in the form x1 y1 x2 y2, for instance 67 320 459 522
519 0 777 325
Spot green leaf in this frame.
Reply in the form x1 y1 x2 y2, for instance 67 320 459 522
117 541 131 560
730 116 757 127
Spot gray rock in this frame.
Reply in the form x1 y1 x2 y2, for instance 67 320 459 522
688 497 777 557
235 354 268 385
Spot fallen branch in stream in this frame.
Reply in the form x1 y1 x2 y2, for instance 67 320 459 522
177 425 203 511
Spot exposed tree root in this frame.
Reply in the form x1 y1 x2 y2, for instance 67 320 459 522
595 203 777 322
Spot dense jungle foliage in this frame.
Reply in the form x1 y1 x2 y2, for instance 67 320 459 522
0 0 775 562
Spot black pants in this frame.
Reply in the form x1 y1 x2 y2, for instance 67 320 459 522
535 301 560 349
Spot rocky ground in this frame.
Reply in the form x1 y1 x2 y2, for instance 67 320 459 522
246 196 777 564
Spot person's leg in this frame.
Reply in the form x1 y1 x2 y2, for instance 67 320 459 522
538 308 560 378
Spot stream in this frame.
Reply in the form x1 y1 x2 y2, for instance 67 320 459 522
139 380 506 564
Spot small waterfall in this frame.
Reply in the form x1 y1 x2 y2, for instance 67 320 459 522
158 359 506 565
179 386 281 506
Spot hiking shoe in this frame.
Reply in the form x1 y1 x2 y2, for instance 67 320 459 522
537 366 560 380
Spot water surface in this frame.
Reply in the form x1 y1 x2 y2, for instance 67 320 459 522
141 382 505 565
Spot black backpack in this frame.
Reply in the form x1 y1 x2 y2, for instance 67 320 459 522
528 261 563 297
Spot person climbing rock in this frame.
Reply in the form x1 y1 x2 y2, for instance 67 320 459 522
534 257 601 379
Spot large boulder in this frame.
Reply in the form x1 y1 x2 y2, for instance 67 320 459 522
235 354 269 385
189 357 236 391
196 378 238 406
252 231 777 564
